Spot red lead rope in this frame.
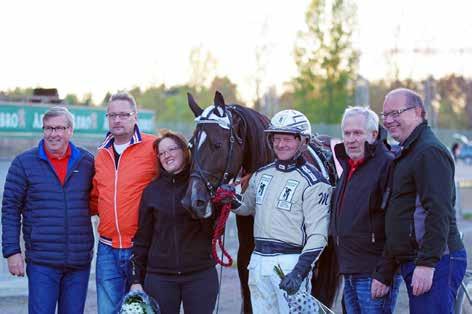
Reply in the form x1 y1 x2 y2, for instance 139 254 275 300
210 188 235 267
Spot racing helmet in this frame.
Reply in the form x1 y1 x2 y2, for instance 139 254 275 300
265 109 312 143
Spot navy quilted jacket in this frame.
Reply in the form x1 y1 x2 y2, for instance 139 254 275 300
1 140 95 268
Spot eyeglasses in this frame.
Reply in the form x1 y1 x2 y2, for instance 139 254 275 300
158 146 181 158
106 112 136 119
380 106 416 120
43 126 70 134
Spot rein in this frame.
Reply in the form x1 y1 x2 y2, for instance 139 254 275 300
192 107 239 266
210 187 235 267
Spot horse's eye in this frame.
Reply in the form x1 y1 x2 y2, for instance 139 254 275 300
214 143 222 149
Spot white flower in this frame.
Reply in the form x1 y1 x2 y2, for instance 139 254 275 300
120 302 145 314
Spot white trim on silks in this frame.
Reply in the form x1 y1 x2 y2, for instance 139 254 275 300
195 105 231 130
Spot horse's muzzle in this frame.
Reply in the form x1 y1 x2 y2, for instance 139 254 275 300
182 177 212 219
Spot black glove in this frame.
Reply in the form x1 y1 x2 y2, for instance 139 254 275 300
279 271 304 295
216 184 242 209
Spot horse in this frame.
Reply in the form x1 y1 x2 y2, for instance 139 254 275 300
181 91 339 313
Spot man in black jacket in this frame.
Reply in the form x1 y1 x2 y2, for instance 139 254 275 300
332 106 401 313
382 88 466 313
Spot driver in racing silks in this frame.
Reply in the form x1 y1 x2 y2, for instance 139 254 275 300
220 109 332 313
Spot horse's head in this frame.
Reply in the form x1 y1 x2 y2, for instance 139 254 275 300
181 91 246 218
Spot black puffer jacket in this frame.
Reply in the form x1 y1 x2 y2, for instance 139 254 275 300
330 128 397 285
131 167 215 283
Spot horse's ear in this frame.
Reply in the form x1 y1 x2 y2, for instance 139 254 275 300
214 91 226 108
187 93 203 117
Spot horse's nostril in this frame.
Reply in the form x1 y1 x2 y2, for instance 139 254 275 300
196 200 206 208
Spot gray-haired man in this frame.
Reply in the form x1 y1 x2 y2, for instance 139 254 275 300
2 106 95 314
331 106 401 313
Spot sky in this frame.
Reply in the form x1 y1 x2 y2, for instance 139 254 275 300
1 0 472 104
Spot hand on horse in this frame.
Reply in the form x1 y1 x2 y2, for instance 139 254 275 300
279 271 304 295
215 184 241 209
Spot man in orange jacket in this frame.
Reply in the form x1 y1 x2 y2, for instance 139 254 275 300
90 92 158 314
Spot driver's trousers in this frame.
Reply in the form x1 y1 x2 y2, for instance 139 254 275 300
247 253 312 314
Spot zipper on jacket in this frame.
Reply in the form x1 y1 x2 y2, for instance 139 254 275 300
172 176 181 274
105 148 124 248
368 194 375 244
63 154 84 264
63 186 69 265
43 155 79 266
334 172 349 244
63 152 84 186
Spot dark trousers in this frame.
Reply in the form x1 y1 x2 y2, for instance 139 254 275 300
27 262 90 314
144 267 218 314
236 214 254 313
400 249 467 314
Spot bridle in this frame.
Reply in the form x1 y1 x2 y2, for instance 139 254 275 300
190 107 237 198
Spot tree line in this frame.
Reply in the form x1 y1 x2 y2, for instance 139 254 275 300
2 0 472 129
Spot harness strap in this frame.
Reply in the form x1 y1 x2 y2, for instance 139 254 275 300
193 109 236 197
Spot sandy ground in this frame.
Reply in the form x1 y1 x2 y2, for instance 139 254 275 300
2 161 472 313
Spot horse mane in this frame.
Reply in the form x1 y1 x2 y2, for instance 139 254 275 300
228 104 273 174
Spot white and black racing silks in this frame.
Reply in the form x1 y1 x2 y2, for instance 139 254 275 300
234 155 332 279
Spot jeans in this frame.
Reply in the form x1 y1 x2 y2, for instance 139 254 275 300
343 274 402 314
96 242 133 314
144 267 219 314
26 262 90 314
400 249 467 314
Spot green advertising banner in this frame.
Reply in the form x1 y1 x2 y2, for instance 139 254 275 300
0 102 156 137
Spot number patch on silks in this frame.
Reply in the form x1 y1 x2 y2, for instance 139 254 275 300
277 180 299 211
318 192 329 205
256 174 272 205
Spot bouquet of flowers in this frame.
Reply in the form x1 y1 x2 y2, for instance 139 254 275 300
119 290 160 314
274 264 334 314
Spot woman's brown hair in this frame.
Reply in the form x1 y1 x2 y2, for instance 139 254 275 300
153 129 191 168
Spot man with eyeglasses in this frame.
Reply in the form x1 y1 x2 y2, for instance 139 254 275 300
382 88 466 313
90 92 158 314
2 106 95 314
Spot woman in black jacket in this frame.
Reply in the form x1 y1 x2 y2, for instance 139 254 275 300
130 130 218 314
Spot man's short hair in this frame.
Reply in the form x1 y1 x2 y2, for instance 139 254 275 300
385 88 426 119
43 106 74 128
341 106 379 133
108 92 137 112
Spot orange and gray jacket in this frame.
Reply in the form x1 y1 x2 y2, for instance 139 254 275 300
90 127 158 249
